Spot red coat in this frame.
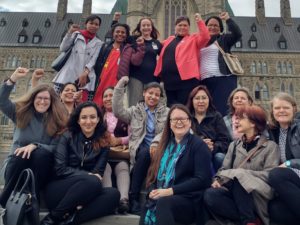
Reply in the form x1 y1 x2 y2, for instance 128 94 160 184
154 20 210 80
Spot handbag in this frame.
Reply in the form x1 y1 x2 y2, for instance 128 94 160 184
215 41 244 75
109 145 130 160
4 169 39 225
51 33 79 72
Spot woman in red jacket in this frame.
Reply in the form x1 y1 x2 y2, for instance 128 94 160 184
154 13 210 107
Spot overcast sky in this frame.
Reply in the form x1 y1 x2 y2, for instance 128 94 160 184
0 0 299 17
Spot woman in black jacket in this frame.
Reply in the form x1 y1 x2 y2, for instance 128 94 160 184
186 85 231 172
200 12 242 116
41 102 119 225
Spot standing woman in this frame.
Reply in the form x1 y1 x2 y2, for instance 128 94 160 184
93 23 130 106
52 15 103 101
154 13 210 106
223 87 253 141
41 102 120 225
268 93 300 225
0 68 68 206
112 77 169 214
186 85 231 171
204 105 279 225
200 12 242 116
140 104 212 225
126 17 162 106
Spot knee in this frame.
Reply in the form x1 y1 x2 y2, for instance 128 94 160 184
105 187 120 204
136 147 150 161
31 148 53 162
83 175 103 191
116 161 129 172
203 188 219 210
269 168 288 187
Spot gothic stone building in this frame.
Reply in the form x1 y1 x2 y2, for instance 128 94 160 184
0 0 300 158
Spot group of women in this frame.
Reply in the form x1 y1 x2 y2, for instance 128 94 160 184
0 11 300 225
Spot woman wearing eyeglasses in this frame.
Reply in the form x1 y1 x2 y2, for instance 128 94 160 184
139 104 211 225
112 76 169 215
200 12 242 116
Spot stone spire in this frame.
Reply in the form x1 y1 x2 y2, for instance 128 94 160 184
57 0 68 21
280 0 292 25
255 0 266 25
81 0 92 24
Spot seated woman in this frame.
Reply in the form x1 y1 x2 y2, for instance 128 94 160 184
101 87 131 214
186 85 231 171
140 104 211 225
112 76 169 215
40 102 120 225
223 87 253 141
204 105 279 225
268 93 300 225
0 67 68 207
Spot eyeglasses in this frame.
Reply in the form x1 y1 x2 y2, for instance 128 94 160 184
170 118 190 124
207 24 220 28
35 96 51 102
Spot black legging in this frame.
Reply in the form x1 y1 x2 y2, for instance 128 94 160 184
139 195 196 225
268 167 300 225
0 148 54 206
44 174 119 225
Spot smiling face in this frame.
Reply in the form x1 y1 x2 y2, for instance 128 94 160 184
113 26 127 44
140 19 153 38
143 87 161 111
175 20 190 37
85 18 101 34
272 98 295 128
232 91 251 110
193 90 209 115
103 88 113 112
34 91 51 113
60 84 77 104
207 18 221 36
78 106 100 138
170 109 191 140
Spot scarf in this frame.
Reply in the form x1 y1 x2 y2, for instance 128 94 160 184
144 134 189 225
79 30 96 44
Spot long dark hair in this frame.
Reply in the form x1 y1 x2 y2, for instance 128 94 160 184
132 17 160 39
67 101 110 150
146 104 192 187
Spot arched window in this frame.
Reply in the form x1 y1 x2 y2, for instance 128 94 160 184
0 114 9 125
289 83 294 96
41 57 47 68
6 56 12 68
262 62 268 74
282 62 287 74
251 62 256 74
257 61 262 74
277 62 282 74
287 62 293 74
30 57 36 68
262 84 269 100
255 83 261 100
12 56 18 68
280 83 285 92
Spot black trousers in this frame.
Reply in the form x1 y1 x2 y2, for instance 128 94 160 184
165 87 195 107
130 143 151 199
0 148 54 206
139 195 196 225
200 75 237 117
268 167 300 225
44 174 120 224
204 179 257 225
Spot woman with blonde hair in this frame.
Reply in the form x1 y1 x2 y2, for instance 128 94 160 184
0 67 68 207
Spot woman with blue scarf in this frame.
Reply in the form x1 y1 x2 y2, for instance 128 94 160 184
140 104 212 225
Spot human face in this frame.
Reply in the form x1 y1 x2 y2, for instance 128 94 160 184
60 84 76 103
175 20 190 37
140 19 152 38
34 91 51 113
207 18 221 36
272 98 295 128
232 91 251 110
170 109 191 140
193 90 209 115
85 18 100 34
143 87 161 111
78 106 100 138
113 26 127 44
235 114 255 136
103 88 113 112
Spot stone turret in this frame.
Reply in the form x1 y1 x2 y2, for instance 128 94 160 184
81 0 92 25
256 0 266 25
280 0 292 25
57 0 68 21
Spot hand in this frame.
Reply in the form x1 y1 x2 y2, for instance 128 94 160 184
279 163 287 168
211 180 221 188
149 188 173 200
219 12 230 21
110 136 122 147
10 67 30 82
116 76 129 88
88 173 102 181
31 69 44 88
68 24 80 33
136 36 144 46
150 144 157 158
14 144 37 159
113 12 121 21
73 90 83 103
195 13 202 22
203 138 214 151
77 73 89 88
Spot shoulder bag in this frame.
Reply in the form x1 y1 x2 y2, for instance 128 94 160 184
215 41 244 75
4 169 39 225
51 33 79 72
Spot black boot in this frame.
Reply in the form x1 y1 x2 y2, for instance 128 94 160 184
130 199 141 215
40 214 58 225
